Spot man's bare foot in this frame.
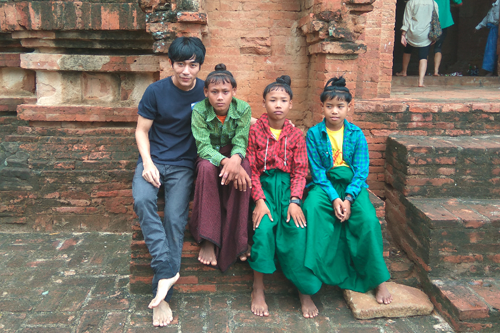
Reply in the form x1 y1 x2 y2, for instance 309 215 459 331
198 240 217 266
152 300 173 326
395 72 407 76
251 286 269 317
433 73 440 76
299 292 319 318
148 273 180 309
239 245 251 261
375 283 393 305
418 84 425 87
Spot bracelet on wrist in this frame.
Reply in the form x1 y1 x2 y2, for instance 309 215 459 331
345 195 354 204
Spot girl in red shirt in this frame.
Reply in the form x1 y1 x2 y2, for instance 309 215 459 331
246 76 321 319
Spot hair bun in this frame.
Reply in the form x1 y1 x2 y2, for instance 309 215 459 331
324 76 347 91
215 63 227 71
275 75 291 86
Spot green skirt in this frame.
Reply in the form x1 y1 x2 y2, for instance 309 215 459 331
248 169 322 295
302 167 390 293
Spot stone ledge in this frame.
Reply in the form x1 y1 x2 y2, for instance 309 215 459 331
385 135 500 198
355 100 500 114
0 97 37 112
423 277 500 332
17 105 138 122
20 54 160 73
344 282 433 319
386 187 500 277
0 2 146 32
0 52 21 67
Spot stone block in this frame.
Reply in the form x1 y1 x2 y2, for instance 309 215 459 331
344 282 433 319
0 67 35 97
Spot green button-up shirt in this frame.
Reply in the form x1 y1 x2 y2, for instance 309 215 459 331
191 97 251 167
435 0 462 29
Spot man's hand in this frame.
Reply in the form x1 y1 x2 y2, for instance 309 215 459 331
252 199 272 230
287 198 306 228
233 167 251 191
333 198 351 223
142 161 161 188
401 33 407 47
219 155 242 185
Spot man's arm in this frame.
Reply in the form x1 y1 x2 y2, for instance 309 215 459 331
136 115 160 188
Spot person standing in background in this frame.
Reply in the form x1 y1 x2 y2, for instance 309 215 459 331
432 0 462 76
396 0 438 87
475 0 499 76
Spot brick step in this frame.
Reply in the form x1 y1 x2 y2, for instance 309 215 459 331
17 105 138 122
386 135 500 198
0 97 36 112
419 277 500 332
353 100 500 196
130 194 418 295
392 75 500 87
386 193 500 277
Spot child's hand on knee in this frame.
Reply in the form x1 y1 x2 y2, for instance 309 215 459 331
252 199 272 230
287 198 306 228
233 167 251 192
220 155 242 185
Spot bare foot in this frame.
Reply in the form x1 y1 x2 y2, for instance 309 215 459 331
395 72 407 76
418 84 426 87
251 286 269 317
375 283 393 305
148 273 180 308
239 245 251 261
198 240 217 266
152 300 173 326
299 292 319 318
433 73 440 76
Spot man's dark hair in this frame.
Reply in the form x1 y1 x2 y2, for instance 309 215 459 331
168 37 206 65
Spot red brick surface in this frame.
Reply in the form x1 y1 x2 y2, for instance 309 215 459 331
0 2 146 31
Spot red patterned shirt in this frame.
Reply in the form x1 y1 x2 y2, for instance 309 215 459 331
246 113 308 202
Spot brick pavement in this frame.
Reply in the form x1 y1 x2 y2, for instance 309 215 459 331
0 232 454 333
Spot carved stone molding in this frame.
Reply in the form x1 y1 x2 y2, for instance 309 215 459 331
298 0 375 55
139 0 208 53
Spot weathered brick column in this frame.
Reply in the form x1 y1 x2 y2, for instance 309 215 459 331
298 0 374 126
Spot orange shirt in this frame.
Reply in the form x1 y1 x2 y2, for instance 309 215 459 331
217 114 227 124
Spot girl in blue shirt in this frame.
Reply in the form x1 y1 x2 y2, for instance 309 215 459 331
302 77 392 305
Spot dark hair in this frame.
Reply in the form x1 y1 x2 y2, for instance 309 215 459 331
320 77 352 103
204 63 237 89
168 37 206 65
263 75 293 99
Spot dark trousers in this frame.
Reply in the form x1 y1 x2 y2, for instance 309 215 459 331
132 162 194 302
189 145 251 272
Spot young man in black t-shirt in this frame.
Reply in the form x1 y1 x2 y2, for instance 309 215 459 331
132 37 206 327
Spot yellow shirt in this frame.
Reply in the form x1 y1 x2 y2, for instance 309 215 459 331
326 126 349 168
270 127 282 140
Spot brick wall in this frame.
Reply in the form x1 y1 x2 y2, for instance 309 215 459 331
353 100 500 197
356 0 396 99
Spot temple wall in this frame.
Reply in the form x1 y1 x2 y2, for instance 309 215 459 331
0 0 395 231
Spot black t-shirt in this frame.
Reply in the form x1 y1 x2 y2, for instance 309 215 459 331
137 77 205 169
